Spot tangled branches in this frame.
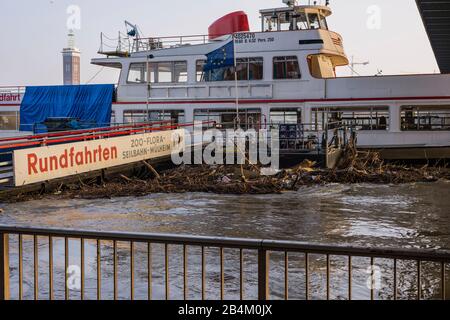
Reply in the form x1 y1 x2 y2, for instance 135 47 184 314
7 148 450 202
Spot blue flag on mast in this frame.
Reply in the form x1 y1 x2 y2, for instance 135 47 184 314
203 39 235 72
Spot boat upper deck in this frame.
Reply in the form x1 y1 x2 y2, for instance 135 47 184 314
96 4 338 58
90 2 450 104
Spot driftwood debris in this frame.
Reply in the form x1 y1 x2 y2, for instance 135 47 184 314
142 161 161 179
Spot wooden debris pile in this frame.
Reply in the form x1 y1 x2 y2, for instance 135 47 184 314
68 164 286 199
304 144 449 184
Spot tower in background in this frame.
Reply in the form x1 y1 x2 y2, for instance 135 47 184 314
62 30 81 85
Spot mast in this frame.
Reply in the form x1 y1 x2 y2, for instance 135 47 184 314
233 34 240 128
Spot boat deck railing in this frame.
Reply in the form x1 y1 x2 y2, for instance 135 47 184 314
0 225 449 300
199 121 354 162
0 120 215 150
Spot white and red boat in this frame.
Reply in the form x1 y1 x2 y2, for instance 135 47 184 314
1 1 450 159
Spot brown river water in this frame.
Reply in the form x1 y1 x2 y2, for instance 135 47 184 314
1 181 449 300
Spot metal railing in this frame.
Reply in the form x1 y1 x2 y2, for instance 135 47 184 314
0 120 175 145
267 121 355 153
134 35 211 50
0 225 449 300
0 120 215 151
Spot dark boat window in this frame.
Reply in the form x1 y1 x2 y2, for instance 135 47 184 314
273 56 301 79
401 106 450 131
194 109 262 130
312 107 390 131
270 108 301 124
307 13 321 30
124 110 185 124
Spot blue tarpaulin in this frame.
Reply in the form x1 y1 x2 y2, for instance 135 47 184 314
20 84 114 132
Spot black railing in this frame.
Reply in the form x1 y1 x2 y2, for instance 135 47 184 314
0 225 449 300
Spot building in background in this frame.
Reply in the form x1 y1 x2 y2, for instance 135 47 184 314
62 30 81 85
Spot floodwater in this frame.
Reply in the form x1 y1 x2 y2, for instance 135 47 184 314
1 181 449 300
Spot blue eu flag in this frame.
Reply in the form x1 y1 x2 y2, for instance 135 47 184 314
203 40 235 72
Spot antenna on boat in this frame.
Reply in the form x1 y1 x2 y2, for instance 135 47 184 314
350 56 369 76
297 0 331 5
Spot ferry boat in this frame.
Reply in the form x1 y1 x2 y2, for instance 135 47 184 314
1 1 450 160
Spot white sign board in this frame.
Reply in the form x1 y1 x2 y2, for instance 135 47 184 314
13 129 185 186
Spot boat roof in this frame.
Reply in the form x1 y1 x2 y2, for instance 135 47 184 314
260 5 332 17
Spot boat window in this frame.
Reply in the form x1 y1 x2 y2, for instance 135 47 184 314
312 107 390 131
196 60 207 82
261 10 327 32
158 62 173 83
197 58 263 82
295 12 309 30
0 111 20 130
401 106 450 131
262 11 298 32
149 110 185 123
127 63 155 83
307 13 321 30
198 67 233 82
319 15 328 30
124 110 147 123
127 61 187 84
197 59 223 82
194 109 262 130
236 59 249 80
127 63 147 83
263 16 275 32
273 56 301 80
174 61 188 83
279 12 293 31
270 108 301 125
124 110 185 124
237 58 264 80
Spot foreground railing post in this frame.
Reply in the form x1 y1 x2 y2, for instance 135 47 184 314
258 248 269 301
0 233 10 300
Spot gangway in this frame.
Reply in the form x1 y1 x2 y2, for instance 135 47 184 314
274 121 356 168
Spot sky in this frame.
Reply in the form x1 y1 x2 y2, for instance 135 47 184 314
0 0 438 86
